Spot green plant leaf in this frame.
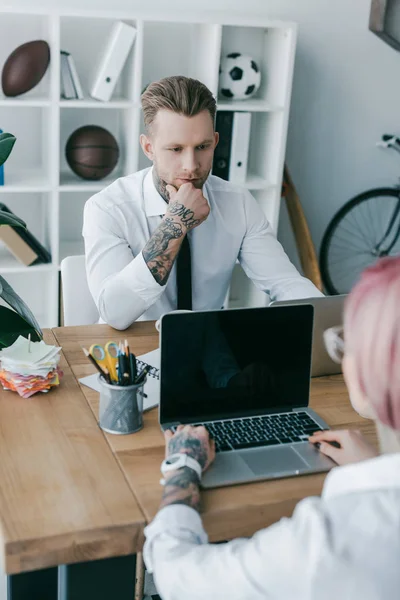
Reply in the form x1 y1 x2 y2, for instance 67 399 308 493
0 275 43 339
0 210 26 228
0 306 41 349
0 133 16 167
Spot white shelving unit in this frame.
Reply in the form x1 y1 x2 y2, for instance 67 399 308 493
0 7 297 327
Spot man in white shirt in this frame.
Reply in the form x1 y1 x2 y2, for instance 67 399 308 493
83 76 322 329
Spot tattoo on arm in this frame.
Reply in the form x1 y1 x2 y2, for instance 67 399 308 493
168 202 201 230
142 218 184 285
160 467 201 512
168 432 208 469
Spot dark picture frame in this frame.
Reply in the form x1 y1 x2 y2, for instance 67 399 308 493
369 0 400 51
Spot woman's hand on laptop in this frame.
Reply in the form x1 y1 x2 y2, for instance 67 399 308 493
165 425 216 472
308 429 378 466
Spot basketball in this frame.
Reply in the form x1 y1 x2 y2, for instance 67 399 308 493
2 40 50 97
65 125 119 180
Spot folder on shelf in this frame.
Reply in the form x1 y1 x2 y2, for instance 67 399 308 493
0 203 51 266
66 53 84 99
212 111 233 180
229 112 251 184
60 51 78 99
90 21 137 102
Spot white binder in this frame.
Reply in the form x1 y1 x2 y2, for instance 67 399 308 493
90 21 137 102
229 112 252 184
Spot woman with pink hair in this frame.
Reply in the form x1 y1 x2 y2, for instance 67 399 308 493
144 256 400 600
312 255 400 460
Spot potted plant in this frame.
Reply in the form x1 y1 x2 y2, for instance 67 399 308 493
0 132 42 349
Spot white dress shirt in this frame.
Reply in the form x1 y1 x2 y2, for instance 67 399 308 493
143 453 400 600
83 167 322 329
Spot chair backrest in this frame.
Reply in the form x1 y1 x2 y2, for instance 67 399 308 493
60 255 99 326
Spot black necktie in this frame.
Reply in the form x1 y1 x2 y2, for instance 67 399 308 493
176 234 192 310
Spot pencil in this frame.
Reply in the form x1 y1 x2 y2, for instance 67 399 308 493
82 347 111 384
102 366 112 385
135 365 150 385
129 352 137 384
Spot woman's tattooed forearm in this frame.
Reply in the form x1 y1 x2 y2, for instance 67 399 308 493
168 432 208 469
168 202 201 230
143 218 184 285
160 467 201 512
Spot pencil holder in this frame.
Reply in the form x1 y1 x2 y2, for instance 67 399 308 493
98 376 146 435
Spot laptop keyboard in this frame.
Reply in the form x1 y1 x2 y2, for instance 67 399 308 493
170 412 325 453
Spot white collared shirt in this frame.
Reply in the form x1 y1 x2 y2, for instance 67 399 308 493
143 453 400 600
83 167 322 329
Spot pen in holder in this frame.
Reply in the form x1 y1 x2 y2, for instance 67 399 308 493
98 374 146 435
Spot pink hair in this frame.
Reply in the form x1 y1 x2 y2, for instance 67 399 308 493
344 256 400 430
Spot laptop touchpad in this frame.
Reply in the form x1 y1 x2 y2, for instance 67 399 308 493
240 446 307 476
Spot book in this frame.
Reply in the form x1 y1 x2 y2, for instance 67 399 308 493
212 111 234 180
66 53 84 99
0 203 51 265
79 348 160 412
90 21 137 102
60 51 77 99
229 112 251 183
0 226 38 266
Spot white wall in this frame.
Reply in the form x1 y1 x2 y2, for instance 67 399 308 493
3 0 400 265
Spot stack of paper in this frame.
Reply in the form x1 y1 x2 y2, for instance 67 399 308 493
0 336 62 398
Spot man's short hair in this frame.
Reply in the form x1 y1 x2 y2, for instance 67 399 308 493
141 76 216 132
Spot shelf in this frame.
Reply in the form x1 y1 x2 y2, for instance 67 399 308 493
217 99 283 112
0 170 51 192
0 253 54 273
59 98 135 109
59 170 123 191
0 97 51 107
0 9 295 320
59 240 85 265
60 15 138 103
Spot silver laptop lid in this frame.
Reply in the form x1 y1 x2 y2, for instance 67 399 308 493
270 295 347 377
159 305 314 428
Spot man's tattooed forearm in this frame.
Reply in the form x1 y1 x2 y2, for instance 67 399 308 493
168 202 201 230
168 432 208 468
143 219 185 285
160 467 201 512
143 219 183 261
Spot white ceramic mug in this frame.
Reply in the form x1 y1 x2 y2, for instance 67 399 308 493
155 309 192 333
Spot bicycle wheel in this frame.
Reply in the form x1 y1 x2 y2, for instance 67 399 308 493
320 188 400 295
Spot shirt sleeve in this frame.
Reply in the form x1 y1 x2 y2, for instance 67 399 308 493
238 191 324 301
143 498 328 600
83 195 165 329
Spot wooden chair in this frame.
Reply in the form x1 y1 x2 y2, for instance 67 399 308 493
282 165 323 292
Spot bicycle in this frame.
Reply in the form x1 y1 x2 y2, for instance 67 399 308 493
319 134 400 295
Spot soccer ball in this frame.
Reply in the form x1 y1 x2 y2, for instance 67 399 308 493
219 53 261 100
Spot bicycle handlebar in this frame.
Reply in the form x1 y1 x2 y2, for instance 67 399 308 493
377 134 400 152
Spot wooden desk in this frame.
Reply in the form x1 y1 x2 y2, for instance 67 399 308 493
0 331 145 600
53 322 377 542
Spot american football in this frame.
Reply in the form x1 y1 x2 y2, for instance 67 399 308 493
1 40 50 97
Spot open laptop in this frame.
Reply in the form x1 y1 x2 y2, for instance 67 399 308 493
159 305 335 489
270 295 347 377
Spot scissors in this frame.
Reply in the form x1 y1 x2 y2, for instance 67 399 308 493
89 341 119 382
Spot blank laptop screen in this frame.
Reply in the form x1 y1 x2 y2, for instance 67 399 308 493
160 305 314 425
